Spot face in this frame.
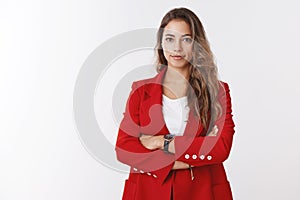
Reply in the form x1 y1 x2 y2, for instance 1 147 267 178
161 19 193 69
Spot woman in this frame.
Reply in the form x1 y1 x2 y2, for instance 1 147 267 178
115 7 235 200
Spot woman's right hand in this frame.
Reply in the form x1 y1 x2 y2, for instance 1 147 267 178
172 161 190 170
207 125 218 136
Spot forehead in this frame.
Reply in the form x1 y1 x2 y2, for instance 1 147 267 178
163 19 192 37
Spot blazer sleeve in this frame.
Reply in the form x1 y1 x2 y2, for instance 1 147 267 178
115 81 174 185
174 82 235 166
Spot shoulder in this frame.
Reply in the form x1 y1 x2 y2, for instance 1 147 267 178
217 80 233 101
132 77 153 87
130 75 158 91
219 80 229 88
218 80 231 92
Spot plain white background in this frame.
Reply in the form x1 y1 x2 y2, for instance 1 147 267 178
1 0 300 199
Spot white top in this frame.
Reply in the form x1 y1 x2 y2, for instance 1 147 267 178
162 94 190 136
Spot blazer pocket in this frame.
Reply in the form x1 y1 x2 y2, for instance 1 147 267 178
212 181 233 200
122 179 137 200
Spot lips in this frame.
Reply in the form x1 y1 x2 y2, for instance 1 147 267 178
171 55 185 60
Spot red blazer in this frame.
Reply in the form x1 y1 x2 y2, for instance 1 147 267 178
115 66 235 200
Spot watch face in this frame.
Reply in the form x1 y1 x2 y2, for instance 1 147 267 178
164 134 174 140
163 140 170 153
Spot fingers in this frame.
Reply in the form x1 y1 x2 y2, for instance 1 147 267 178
212 125 218 136
172 161 190 170
139 134 152 139
207 125 218 136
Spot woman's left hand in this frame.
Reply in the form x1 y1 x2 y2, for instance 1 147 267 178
139 134 164 150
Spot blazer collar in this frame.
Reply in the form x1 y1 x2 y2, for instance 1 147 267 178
141 66 203 137
144 66 167 97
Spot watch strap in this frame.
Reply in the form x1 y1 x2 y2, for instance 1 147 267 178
163 134 175 153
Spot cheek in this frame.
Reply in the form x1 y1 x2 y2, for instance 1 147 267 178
162 49 171 59
184 48 193 59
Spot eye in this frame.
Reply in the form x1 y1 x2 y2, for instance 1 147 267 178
183 38 192 43
165 37 174 42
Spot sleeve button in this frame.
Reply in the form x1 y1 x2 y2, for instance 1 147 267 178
199 155 205 160
140 170 144 173
147 172 151 176
153 174 157 178
184 154 190 159
133 168 138 171
192 154 197 159
207 155 212 160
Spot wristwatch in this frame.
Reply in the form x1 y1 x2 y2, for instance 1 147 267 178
163 134 175 153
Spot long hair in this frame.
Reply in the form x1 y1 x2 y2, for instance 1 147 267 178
154 7 222 130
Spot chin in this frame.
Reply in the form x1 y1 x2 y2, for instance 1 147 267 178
169 62 190 69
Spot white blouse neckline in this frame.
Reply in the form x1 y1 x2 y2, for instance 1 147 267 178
162 94 187 102
162 94 190 136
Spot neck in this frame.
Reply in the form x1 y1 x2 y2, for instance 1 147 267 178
164 66 190 83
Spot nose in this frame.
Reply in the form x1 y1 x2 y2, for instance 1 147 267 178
173 39 183 52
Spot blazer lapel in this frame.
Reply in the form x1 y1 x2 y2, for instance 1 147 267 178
139 67 204 137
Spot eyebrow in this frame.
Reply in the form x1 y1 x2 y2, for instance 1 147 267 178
164 33 192 37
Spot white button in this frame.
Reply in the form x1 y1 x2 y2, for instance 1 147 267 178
192 154 197 159
140 170 144 173
133 168 137 171
153 174 157 178
199 155 205 160
147 172 151 176
185 154 190 159
207 155 212 160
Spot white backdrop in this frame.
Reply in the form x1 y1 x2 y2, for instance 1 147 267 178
1 0 300 199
